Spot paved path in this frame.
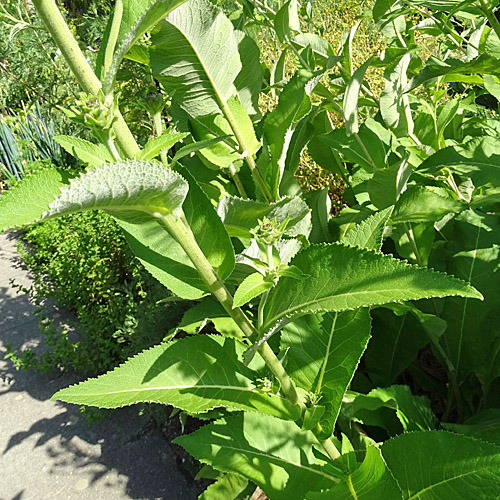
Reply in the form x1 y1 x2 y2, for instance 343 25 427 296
0 232 199 500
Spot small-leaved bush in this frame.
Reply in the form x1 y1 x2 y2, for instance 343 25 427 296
1 0 500 498
15 209 179 374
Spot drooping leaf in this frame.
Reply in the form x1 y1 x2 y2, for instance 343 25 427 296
54 136 115 166
364 306 433 387
418 137 500 207
262 243 482 333
0 168 72 232
368 157 412 209
136 131 189 160
343 385 439 436
100 0 187 92
53 335 300 420
382 431 500 500
120 166 235 299
304 189 332 244
217 195 311 239
174 412 340 500
150 0 241 118
281 309 371 435
404 54 500 94
307 446 402 500
233 272 274 307
341 206 394 251
234 30 262 117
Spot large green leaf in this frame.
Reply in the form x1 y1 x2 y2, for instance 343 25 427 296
100 0 187 91
307 446 402 500
120 167 235 299
262 243 482 333
0 168 72 233
418 137 500 207
364 305 435 387
150 0 241 118
444 409 500 446
174 412 341 500
281 309 372 435
53 335 300 420
382 431 500 499
437 210 500 393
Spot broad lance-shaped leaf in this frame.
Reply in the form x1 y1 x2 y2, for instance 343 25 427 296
44 160 187 222
233 272 274 308
0 168 72 233
261 243 482 333
382 431 500 500
174 412 341 500
53 335 300 421
217 195 311 239
54 136 115 166
307 447 402 500
99 0 187 91
281 310 371 438
341 206 394 251
150 0 241 118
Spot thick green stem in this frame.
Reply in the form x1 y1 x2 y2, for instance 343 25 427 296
219 99 274 202
103 0 123 76
32 0 140 159
229 163 249 199
478 0 500 42
159 213 340 460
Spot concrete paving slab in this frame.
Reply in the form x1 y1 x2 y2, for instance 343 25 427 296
0 232 199 500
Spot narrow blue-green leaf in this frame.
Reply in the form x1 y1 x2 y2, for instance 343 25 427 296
382 431 500 500
0 168 72 233
53 335 300 420
54 136 115 166
174 412 340 500
262 243 482 333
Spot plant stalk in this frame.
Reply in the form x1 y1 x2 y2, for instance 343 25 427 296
32 0 140 159
160 213 340 460
219 99 274 202
478 0 500 42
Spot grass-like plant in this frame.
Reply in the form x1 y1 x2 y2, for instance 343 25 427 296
2 0 500 498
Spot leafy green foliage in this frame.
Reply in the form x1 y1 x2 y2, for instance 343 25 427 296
262 243 481 332
53 335 301 419
382 431 500 499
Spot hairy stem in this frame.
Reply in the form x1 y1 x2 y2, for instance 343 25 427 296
229 164 249 199
32 0 140 159
478 0 500 42
160 213 340 460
